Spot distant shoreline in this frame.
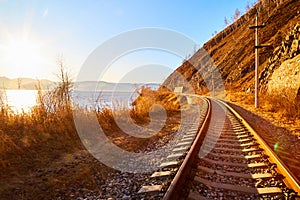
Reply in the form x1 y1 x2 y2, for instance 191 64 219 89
0 77 160 91
1 89 138 92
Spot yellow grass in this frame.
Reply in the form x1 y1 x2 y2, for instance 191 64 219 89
262 89 300 118
0 76 182 199
0 85 180 154
131 86 180 123
226 90 300 137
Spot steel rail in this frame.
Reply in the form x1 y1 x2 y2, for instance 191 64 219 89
218 99 300 196
163 97 211 200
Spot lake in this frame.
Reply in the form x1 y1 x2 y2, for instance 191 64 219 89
0 90 138 113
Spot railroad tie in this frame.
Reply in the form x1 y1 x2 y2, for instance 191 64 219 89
194 176 282 194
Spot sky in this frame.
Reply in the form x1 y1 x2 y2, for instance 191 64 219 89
0 0 257 83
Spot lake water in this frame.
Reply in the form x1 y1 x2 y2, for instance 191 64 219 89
0 90 138 113
72 91 138 109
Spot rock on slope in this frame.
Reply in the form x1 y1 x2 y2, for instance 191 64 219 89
267 54 300 99
260 23 300 98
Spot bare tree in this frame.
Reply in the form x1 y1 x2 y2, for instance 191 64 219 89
224 17 229 26
56 58 73 110
232 8 241 22
17 78 22 90
43 57 73 112
245 2 251 12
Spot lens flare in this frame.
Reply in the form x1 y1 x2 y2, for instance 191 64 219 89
274 141 279 151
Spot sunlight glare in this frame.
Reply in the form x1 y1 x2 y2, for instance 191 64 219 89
2 90 38 113
3 38 45 77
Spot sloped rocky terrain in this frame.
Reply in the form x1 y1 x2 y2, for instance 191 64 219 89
261 23 300 94
164 0 300 96
267 54 300 99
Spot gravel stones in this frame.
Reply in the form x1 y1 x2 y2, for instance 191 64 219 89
189 101 290 199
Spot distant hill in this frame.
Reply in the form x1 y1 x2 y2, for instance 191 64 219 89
0 77 160 92
164 0 300 95
74 81 159 92
0 77 55 90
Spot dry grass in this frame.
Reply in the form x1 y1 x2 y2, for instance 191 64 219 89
226 90 300 137
0 75 181 199
131 86 180 123
226 91 254 105
94 86 181 152
226 90 300 118
261 89 300 118
0 85 180 156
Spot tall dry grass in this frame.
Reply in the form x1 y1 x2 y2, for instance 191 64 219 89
262 89 300 118
0 62 79 169
0 64 183 199
131 86 180 123
0 69 181 166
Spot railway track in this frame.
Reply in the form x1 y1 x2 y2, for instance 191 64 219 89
137 97 300 199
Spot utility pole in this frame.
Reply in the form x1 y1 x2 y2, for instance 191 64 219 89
249 12 270 108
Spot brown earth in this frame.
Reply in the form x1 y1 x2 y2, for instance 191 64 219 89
0 111 181 199
163 0 300 152
0 87 182 199
162 0 300 183
164 0 300 94
226 91 300 137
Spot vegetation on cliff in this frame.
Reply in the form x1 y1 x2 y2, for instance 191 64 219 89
164 0 300 117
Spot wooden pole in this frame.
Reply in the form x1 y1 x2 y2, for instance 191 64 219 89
250 13 268 108
255 13 259 108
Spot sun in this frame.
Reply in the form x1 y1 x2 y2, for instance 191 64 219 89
3 38 46 78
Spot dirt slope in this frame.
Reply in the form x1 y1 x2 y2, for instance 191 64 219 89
164 0 300 95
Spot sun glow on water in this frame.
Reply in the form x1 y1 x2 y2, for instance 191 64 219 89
1 90 38 113
0 90 135 113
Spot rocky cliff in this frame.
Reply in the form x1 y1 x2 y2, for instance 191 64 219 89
164 0 300 97
267 53 300 99
260 23 300 98
259 23 300 87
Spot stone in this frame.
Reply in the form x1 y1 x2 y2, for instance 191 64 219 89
122 195 131 199
260 23 300 88
273 46 281 55
290 39 299 57
267 54 300 99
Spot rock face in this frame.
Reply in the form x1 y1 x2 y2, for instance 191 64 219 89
267 54 300 99
260 23 300 90
272 24 300 60
164 0 300 94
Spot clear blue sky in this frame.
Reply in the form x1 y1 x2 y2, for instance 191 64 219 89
0 0 257 83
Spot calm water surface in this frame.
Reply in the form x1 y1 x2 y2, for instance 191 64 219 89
0 90 137 113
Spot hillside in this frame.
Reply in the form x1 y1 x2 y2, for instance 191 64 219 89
0 77 55 90
164 0 300 96
0 77 159 92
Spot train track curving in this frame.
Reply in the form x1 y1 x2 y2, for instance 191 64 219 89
137 97 300 200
